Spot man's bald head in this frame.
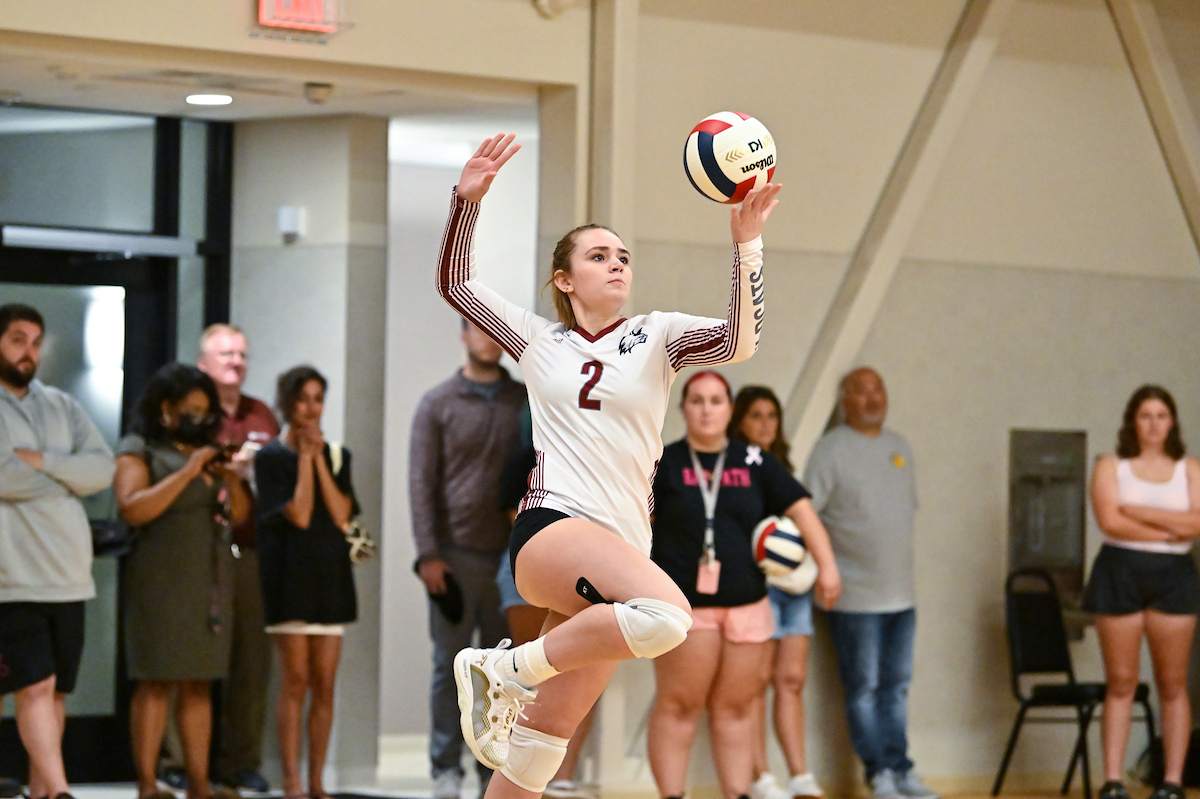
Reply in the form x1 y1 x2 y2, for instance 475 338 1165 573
839 367 888 436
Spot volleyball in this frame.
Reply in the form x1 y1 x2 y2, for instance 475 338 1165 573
683 112 776 204
752 515 818 594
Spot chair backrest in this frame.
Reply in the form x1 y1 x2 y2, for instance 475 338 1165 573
1005 567 1076 699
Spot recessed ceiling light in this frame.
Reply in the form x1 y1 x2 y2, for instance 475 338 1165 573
186 94 233 106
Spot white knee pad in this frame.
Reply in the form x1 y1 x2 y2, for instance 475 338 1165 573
613 598 692 659
500 724 569 793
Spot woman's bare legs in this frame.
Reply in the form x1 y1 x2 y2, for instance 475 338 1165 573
750 640 777 782
507 605 550 647
514 519 690 672
710 641 773 799
177 680 214 799
275 634 310 797
649 631 723 797
553 708 596 786
1144 610 1196 785
507 604 595 787
476 520 690 799
773 634 812 777
307 635 343 798
483 638 619 799
130 680 172 798
1095 613 1145 782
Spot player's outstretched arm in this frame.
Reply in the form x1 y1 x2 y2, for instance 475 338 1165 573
457 133 521 203
730 183 782 244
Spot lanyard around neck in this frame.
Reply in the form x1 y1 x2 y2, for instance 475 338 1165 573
688 444 727 555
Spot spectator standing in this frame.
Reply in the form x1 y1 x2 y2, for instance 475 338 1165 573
1084 385 1200 799
729 385 825 799
802 367 936 799
409 320 527 799
648 372 839 799
0 303 115 799
114 364 250 799
255 366 358 799
197 323 279 793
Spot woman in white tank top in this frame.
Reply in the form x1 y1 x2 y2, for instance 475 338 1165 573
1086 385 1200 799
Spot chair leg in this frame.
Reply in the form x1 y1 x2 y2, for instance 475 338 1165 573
994 704 1029 796
1062 703 1096 799
1080 704 1095 799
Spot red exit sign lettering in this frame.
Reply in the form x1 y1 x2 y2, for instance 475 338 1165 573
259 0 338 33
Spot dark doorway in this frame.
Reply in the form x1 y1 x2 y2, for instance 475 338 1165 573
0 246 177 782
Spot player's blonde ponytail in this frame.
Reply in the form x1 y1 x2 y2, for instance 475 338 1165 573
543 223 618 330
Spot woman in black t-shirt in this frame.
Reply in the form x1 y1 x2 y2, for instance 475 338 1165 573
647 372 840 799
255 366 358 799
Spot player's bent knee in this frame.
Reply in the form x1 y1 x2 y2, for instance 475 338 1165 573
613 597 692 659
500 724 569 793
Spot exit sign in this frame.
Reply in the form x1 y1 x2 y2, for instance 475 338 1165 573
259 0 339 33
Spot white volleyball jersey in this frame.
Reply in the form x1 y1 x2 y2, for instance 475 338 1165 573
437 190 763 555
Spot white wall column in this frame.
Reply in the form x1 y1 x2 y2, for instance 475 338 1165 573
230 113 388 786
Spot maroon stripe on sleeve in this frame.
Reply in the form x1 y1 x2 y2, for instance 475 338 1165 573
517 450 546 512
666 242 744 369
436 190 528 360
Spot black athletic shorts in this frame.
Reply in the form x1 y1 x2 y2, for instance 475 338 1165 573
509 508 571 580
1082 545 1200 616
0 601 86 695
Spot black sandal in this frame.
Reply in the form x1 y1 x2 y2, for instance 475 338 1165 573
1099 782 1131 799
1148 783 1185 799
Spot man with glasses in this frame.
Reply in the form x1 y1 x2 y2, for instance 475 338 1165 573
0 302 115 799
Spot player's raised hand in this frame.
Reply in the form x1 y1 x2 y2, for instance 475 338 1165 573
457 133 521 203
730 183 782 244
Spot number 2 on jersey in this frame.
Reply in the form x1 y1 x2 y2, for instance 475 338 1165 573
579 360 604 411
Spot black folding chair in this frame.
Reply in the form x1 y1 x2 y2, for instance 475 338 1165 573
992 568 1157 799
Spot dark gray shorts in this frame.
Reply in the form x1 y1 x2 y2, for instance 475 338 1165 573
1082 545 1200 616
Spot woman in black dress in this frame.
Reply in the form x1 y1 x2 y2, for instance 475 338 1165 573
255 366 357 799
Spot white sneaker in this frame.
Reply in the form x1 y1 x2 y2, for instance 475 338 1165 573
894 772 938 799
751 773 790 799
787 773 824 799
432 771 462 799
454 638 537 770
872 769 902 799
544 780 596 799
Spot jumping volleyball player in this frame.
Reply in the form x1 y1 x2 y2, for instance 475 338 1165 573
439 133 781 799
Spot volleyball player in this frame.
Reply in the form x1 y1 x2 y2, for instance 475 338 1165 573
436 133 780 799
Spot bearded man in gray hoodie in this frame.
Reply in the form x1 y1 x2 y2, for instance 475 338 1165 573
0 303 115 799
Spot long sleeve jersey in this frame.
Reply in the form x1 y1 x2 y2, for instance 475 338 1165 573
436 189 764 554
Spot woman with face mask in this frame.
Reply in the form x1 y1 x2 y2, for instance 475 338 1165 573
646 372 840 799
114 363 251 799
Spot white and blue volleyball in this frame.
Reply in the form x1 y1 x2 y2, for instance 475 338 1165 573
752 515 819 594
683 112 776 204
752 515 806 578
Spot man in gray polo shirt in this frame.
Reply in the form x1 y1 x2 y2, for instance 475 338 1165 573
0 303 115 799
409 319 527 799
803 367 936 799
